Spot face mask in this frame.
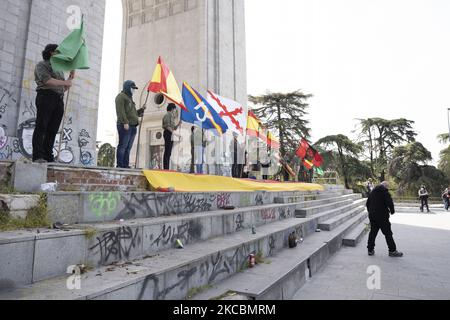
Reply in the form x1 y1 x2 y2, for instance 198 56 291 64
131 88 136 95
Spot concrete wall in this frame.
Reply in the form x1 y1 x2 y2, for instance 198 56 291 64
120 0 247 170
0 0 105 166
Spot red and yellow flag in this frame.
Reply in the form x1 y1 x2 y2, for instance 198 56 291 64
246 111 261 138
267 131 280 149
148 56 186 111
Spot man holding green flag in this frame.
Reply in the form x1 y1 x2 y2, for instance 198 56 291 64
32 18 89 163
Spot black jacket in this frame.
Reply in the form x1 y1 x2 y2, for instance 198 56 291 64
366 185 395 219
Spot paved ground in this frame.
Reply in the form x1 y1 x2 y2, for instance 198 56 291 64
293 209 450 300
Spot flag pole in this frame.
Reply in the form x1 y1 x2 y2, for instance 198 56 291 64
135 82 151 169
57 87 71 163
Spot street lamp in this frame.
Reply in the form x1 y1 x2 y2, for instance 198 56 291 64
448 108 450 140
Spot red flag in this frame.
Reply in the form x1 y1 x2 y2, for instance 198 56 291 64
312 152 323 167
296 139 310 159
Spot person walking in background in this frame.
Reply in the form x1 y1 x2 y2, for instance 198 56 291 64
33 44 75 163
115 80 145 169
367 181 403 258
162 103 180 170
442 187 450 211
418 185 430 213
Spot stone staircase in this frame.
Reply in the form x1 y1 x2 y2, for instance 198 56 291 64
0 179 368 300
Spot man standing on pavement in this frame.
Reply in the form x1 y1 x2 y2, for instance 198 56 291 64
115 80 146 169
367 181 403 257
418 185 431 213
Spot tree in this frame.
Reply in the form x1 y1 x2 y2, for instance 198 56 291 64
438 133 450 178
438 133 449 144
249 90 313 162
389 142 448 196
315 135 363 189
355 118 417 181
97 143 116 168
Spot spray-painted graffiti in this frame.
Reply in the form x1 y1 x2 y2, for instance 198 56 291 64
0 87 17 119
78 129 94 165
183 194 216 213
0 126 7 149
89 226 141 266
261 208 276 221
255 194 264 206
21 100 36 118
17 118 35 159
268 235 276 256
235 214 244 232
216 193 231 208
88 193 121 218
138 267 197 300
149 221 202 249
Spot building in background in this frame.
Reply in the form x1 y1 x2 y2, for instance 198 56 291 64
120 0 247 173
0 0 105 166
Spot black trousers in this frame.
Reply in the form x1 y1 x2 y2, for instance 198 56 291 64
32 90 64 162
163 130 173 170
367 217 397 252
420 197 430 212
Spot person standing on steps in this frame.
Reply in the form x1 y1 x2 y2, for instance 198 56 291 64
162 103 181 170
366 181 403 258
442 187 450 211
33 44 75 164
115 80 146 169
418 185 430 213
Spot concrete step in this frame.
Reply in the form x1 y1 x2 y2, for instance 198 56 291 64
0 199 314 287
318 206 366 231
295 198 366 219
0 217 322 300
47 190 322 224
190 210 369 301
274 193 361 205
343 218 369 247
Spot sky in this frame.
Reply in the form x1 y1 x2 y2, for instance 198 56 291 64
98 0 450 165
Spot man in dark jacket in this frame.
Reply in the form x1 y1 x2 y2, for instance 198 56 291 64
366 181 403 257
115 80 145 169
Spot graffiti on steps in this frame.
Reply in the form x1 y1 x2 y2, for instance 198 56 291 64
216 193 231 208
235 214 244 232
88 226 141 266
261 208 276 221
88 193 121 218
149 221 202 249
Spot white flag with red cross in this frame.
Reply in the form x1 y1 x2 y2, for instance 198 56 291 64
207 91 247 136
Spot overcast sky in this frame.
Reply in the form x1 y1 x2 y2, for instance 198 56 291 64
98 0 450 165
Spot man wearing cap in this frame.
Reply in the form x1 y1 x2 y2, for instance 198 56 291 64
33 44 75 163
115 80 146 169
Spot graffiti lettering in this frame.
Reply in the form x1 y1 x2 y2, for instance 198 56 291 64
89 193 121 218
261 208 276 220
216 193 231 208
89 226 141 265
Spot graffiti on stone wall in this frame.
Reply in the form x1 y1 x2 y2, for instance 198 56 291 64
137 244 251 300
235 214 244 232
88 193 121 218
149 221 203 249
261 208 276 221
216 193 231 208
78 129 94 165
0 126 7 150
0 87 17 121
89 226 141 266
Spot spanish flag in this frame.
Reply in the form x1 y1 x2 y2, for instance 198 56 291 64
247 111 261 138
148 56 186 111
267 131 280 149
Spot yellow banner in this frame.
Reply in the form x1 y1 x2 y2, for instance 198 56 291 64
143 170 324 192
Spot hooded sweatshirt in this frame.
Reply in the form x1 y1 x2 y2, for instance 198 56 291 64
366 185 395 219
115 81 143 126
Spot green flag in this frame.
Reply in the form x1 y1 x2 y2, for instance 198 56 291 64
315 167 324 176
51 17 89 72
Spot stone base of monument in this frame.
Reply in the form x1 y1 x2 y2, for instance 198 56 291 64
0 177 368 300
